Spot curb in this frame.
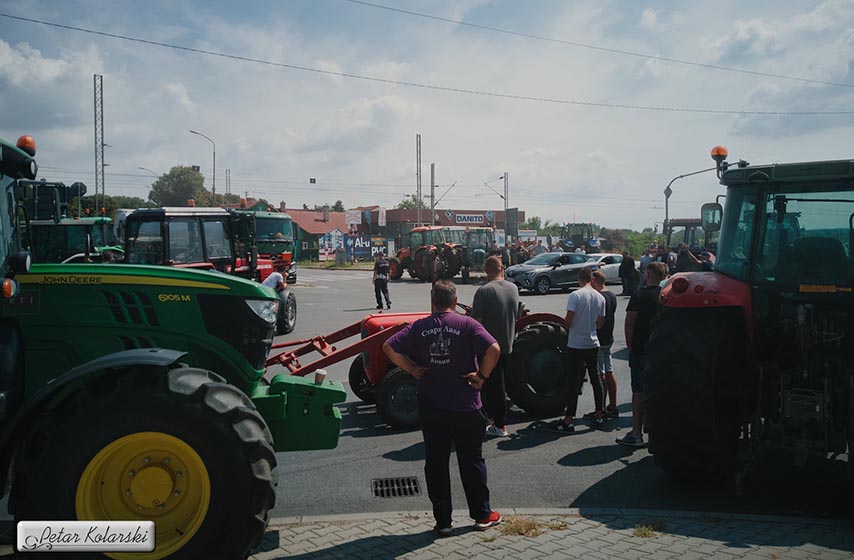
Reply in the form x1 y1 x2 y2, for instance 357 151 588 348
267 507 850 529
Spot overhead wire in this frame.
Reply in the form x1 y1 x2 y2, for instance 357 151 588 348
344 0 854 89
2 12 852 115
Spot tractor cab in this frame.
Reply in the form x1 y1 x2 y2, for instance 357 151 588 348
459 226 494 283
125 207 273 281
28 216 123 263
234 209 297 283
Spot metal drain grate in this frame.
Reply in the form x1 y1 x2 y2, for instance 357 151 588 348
372 477 421 498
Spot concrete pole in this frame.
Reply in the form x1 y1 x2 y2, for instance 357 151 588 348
430 163 435 226
416 134 422 226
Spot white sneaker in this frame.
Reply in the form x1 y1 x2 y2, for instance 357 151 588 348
485 424 509 437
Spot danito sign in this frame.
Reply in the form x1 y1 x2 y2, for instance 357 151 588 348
455 214 484 224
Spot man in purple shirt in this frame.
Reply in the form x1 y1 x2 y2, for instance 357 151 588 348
383 280 502 536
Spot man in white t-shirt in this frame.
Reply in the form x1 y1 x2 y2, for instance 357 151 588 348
550 266 606 434
262 262 287 293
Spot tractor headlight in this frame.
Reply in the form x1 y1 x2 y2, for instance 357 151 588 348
245 299 278 324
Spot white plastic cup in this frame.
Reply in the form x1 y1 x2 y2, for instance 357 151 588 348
314 369 327 385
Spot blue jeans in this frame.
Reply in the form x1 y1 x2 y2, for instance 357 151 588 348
420 404 491 526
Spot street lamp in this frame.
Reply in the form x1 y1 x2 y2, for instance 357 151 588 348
137 167 158 179
189 129 216 195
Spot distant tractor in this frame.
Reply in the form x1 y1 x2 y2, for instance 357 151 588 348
458 227 495 283
0 135 344 558
124 207 296 334
234 209 298 284
388 225 461 281
348 306 569 428
644 147 854 483
558 223 602 253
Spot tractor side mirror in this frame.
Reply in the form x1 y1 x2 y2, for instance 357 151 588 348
701 203 723 233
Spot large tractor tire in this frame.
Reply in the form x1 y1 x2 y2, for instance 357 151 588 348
348 355 375 404
413 247 429 281
376 368 420 429
276 290 297 335
644 308 747 482
506 322 569 418
441 246 462 278
13 366 276 560
389 258 404 280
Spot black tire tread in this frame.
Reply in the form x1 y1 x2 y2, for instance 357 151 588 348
506 322 568 418
376 368 420 429
13 365 276 559
643 308 745 481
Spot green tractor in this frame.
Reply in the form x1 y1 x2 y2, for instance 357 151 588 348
0 136 345 558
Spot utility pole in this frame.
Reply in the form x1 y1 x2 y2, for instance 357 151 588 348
226 168 231 195
416 134 422 226
93 74 105 212
430 163 435 226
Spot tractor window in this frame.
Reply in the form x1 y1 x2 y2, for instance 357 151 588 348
126 220 164 264
203 220 233 260
410 232 423 248
757 188 854 286
716 190 757 282
168 219 203 264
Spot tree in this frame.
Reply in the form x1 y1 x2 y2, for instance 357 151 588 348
148 166 208 207
521 216 543 231
394 197 426 210
331 200 345 212
68 194 153 219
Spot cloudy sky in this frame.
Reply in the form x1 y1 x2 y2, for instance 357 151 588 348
2 0 854 229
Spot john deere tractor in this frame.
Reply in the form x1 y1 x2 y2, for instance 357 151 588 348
0 136 344 558
644 148 854 483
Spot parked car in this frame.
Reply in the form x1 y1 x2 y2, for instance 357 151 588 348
584 253 638 284
505 252 599 294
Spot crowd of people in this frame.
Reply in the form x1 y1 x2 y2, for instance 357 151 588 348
374 249 687 537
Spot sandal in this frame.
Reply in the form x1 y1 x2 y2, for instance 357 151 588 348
549 420 576 435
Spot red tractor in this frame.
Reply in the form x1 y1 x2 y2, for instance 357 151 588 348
644 147 854 483
389 225 462 281
348 305 568 428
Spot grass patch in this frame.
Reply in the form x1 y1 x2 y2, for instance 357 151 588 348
633 519 667 538
500 517 545 537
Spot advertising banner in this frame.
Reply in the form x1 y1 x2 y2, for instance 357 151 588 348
345 209 361 225
344 235 388 261
378 207 386 227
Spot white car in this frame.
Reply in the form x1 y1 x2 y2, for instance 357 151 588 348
585 253 638 284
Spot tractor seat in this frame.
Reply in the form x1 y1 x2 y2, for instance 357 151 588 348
776 237 848 284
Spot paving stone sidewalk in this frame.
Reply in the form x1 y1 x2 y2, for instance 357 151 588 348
250 508 853 560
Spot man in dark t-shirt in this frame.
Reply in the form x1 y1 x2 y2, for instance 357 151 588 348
616 262 667 448
384 280 503 535
472 256 521 438
591 270 618 417
373 253 391 309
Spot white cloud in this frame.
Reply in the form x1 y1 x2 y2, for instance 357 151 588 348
162 83 196 114
3 0 854 229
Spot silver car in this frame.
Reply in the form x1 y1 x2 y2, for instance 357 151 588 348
584 253 631 284
505 252 599 294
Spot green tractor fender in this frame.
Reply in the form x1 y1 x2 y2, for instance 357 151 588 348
0 348 187 502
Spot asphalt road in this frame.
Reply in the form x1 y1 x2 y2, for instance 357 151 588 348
268 268 848 520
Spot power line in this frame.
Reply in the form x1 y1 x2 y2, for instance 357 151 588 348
345 0 854 89
2 12 852 116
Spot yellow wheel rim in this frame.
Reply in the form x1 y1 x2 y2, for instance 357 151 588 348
76 432 210 560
